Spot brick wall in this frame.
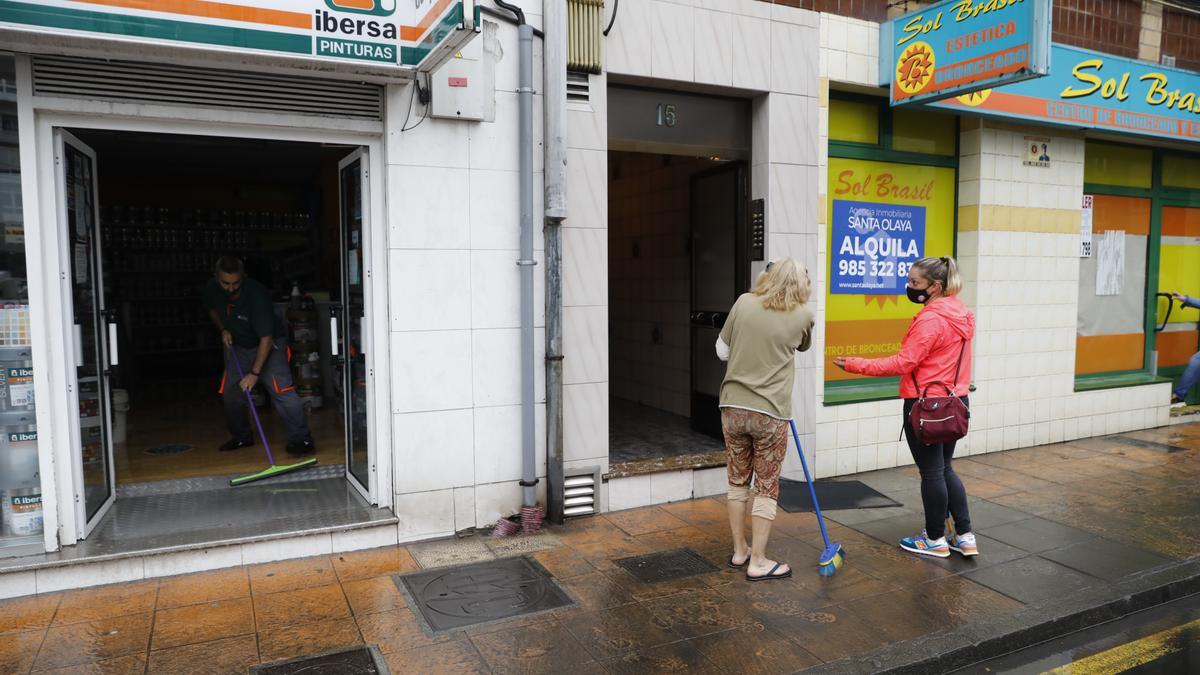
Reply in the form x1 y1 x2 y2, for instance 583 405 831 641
1162 8 1200 71
766 0 887 24
1052 0 1143 58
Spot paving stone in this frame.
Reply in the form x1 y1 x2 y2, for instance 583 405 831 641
963 556 1104 605
984 517 1097 554
407 536 495 569
1041 538 1175 581
484 532 562 557
252 645 381 674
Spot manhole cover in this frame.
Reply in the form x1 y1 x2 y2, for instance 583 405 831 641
613 548 718 584
145 444 192 455
396 556 575 633
251 646 387 674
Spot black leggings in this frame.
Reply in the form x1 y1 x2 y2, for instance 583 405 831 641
902 398 971 540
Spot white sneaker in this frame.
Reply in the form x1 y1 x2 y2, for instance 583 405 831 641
949 532 979 557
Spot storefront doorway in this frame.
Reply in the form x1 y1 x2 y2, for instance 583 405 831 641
52 128 380 545
606 85 753 472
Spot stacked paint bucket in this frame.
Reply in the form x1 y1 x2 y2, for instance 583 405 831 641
520 505 544 534
492 504 545 538
286 284 323 409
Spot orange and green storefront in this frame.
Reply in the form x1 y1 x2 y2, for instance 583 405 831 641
1078 148 1200 399
822 46 1200 412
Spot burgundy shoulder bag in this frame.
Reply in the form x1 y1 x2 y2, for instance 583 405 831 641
907 340 970 445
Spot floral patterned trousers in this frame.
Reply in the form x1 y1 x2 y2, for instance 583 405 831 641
720 407 788 501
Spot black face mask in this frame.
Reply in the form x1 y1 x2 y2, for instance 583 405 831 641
906 285 930 304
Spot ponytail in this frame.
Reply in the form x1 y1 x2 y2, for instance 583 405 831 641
912 256 962 297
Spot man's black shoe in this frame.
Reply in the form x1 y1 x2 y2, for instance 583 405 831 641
219 438 253 452
286 440 316 456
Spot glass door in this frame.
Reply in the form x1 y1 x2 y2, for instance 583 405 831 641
55 130 116 536
1155 204 1200 400
335 150 370 494
689 163 746 439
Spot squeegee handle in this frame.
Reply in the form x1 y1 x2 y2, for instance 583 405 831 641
229 345 275 466
789 419 832 551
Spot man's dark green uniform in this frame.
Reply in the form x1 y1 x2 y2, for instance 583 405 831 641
204 278 313 447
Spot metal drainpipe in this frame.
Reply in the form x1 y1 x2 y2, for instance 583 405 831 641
543 0 568 524
495 0 538 508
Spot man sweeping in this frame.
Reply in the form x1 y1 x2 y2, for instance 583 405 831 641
205 256 316 456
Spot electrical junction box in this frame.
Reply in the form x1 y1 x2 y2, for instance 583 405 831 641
431 32 493 121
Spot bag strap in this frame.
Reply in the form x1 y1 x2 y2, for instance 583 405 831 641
910 339 968 396
950 339 967 387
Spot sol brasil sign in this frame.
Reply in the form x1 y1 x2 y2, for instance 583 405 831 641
881 0 1051 106
0 0 475 70
936 43 1200 143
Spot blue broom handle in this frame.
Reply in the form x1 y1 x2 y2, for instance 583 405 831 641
789 419 832 551
229 344 276 466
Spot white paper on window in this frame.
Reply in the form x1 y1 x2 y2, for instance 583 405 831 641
1096 230 1125 296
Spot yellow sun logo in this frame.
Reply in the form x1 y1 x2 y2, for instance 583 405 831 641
956 89 993 106
895 42 936 96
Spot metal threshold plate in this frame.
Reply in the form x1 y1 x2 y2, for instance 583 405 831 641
614 548 719 584
396 556 575 633
252 646 388 674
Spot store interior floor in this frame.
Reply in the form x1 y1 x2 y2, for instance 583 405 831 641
609 397 725 466
115 395 345 485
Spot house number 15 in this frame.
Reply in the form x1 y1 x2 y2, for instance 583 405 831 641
656 103 677 127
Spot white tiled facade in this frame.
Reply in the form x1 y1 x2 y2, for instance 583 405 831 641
386 2 550 540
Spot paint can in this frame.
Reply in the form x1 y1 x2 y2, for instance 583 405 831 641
0 361 34 413
0 426 37 487
2 487 42 537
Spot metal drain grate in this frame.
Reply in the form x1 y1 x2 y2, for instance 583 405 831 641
252 646 388 674
397 556 575 633
613 548 719 584
1110 435 1187 453
145 444 192 455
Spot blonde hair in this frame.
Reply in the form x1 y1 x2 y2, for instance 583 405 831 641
752 257 811 311
911 256 962 296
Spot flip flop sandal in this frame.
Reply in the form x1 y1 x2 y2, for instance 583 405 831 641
747 562 792 581
727 555 749 569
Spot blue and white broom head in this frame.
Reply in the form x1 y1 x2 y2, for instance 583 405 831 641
817 543 845 577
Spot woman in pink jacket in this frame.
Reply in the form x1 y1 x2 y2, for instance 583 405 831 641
833 256 977 559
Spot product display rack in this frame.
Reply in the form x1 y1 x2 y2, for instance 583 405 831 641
0 340 42 548
99 205 319 386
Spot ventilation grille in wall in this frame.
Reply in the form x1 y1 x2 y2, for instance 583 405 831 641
567 0 604 74
563 467 601 517
567 71 591 104
31 56 384 120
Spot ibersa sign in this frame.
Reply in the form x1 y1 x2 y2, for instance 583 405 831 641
881 0 1051 106
0 0 475 70
935 44 1200 144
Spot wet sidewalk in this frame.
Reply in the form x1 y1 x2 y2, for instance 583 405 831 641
3 423 1200 674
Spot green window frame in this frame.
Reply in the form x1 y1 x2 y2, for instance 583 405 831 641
825 93 959 406
1075 142 1200 393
